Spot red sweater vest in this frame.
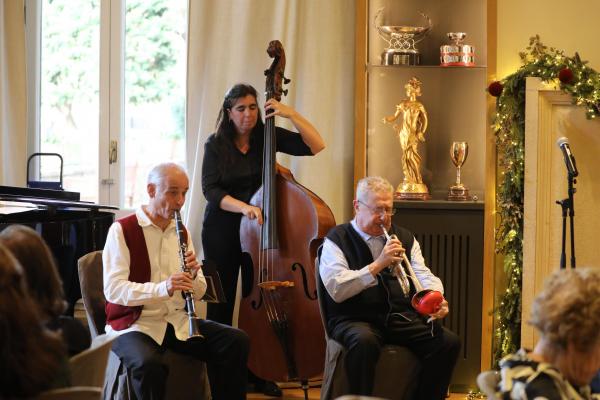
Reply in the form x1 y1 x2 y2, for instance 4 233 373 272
105 213 151 330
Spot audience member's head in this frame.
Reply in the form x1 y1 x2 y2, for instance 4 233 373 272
0 242 67 397
530 267 600 386
0 224 67 322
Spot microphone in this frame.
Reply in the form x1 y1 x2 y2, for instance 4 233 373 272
556 137 579 177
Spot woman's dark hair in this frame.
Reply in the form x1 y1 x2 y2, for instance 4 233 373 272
0 225 67 321
214 83 264 170
0 243 67 397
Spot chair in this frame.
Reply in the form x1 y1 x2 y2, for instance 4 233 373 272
77 251 211 400
477 370 500 399
69 334 114 387
37 386 102 400
315 256 421 400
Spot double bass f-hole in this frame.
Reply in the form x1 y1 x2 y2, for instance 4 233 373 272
291 262 317 300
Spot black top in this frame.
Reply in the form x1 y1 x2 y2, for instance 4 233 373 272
201 126 312 225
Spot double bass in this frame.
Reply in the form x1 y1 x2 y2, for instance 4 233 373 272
239 40 335 395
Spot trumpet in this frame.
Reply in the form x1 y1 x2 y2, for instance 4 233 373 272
381 225 444 316
174 210 204 341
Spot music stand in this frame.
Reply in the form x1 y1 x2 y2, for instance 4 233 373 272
200 259 227 303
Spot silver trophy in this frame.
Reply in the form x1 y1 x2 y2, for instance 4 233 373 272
440 32 475 67
374 8 432 66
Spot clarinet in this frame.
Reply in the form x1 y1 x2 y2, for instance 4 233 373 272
174 210 204 340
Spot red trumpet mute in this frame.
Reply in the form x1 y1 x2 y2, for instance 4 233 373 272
411 289 444 315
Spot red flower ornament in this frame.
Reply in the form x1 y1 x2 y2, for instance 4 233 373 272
558 68 574 84
488 81 504 97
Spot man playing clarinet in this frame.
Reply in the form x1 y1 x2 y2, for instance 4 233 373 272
103 162 248 399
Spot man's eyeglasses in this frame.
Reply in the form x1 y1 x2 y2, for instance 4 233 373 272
357 200 396 216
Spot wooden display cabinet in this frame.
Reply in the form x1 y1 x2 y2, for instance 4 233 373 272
354 0 498 392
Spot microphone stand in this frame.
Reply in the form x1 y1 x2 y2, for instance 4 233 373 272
556 171 577 269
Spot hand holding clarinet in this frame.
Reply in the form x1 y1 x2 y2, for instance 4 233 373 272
173 209 204 340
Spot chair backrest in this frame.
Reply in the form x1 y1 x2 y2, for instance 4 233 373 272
477 370 500 399
77 250 106 338
69 334 114 387
314 247 333 338
36 386 102 400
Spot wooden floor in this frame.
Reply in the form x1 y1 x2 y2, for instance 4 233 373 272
247 386 477 399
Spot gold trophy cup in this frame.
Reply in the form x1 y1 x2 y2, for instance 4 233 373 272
447 141 470 201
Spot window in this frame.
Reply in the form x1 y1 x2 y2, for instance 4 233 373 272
40 0 100 201
32 0 187 207
122 0 187 207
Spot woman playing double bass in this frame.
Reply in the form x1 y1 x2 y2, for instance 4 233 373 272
201 83 325 395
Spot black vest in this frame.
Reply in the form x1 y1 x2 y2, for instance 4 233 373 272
321 223 417 333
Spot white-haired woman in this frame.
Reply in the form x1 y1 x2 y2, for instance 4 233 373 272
497 267 600 399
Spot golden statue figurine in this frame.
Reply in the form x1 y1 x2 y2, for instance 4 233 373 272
382 77 430 200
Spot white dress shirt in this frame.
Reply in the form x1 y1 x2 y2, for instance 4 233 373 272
319 219 443 303
103 207 207 344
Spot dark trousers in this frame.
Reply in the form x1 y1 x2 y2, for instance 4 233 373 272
203 216 242 327
591 370 600 393
205 257 240 326
112 321 249 400
331 316 461 399
202 223 271 388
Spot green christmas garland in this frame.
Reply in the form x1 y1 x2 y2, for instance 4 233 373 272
489 35 600 366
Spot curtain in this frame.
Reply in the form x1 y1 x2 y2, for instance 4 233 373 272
0 0 27 186
186 0 356 252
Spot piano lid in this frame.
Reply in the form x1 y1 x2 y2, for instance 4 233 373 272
0 185 80 200
0 185 119 211
0 185 116 313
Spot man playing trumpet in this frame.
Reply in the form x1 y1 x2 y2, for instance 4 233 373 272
103 162 249 399
319 176 460 399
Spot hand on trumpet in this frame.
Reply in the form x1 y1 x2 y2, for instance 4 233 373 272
426 298 449 322
369 236 405 276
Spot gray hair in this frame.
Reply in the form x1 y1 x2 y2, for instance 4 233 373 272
356 176 394 202
530 267 600 352
147 162 187 188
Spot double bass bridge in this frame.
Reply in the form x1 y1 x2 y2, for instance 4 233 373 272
258 280 295 290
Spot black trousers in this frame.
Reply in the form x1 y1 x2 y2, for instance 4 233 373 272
202 216 276 389
331 315 461 399
203 214 243 326
112 321 249 400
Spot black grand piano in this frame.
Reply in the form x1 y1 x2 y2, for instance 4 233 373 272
0 185 117 314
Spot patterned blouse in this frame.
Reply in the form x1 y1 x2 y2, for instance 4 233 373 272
497 348 599 400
